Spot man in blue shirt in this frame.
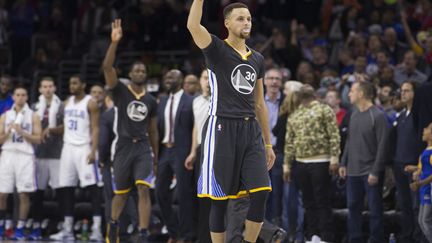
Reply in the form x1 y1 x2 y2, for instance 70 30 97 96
263 68 283 223
0 76 13 115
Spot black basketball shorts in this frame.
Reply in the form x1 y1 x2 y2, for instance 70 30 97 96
112 138 153 194
197 116 271 200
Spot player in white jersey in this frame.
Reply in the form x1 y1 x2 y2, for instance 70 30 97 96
50 75 102 241
0 87 42 240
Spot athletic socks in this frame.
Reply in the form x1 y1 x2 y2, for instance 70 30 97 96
16 220 25 229
5 219 12 230
92 215 102 230
64 216 74 232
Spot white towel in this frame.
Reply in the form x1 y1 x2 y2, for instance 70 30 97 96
35 95 61 128
9 103 31 133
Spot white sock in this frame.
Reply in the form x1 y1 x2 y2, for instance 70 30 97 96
0 220 4 227
5 219 12 229
33 222 40 229
64 216 74 232
17 220 25 229
92 216 102 230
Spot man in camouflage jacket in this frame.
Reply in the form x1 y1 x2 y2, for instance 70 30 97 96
283 85 340 242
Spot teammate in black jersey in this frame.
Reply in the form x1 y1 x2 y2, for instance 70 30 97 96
187 2 275 243
103 19 159 243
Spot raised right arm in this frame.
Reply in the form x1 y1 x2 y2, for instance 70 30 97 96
103 19 123 89
187 0 212 49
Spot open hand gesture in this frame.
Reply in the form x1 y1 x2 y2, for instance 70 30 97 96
111 19 123 43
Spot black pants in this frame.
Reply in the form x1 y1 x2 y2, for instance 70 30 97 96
155 147 197 240
296 162 333 241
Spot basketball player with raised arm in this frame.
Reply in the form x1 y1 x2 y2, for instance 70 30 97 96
103 19 159 243
50 75 102 241
0 86 41 240
187 2 275 243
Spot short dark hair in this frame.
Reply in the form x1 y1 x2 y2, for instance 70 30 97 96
39 76 55 86
129 61 146 72
70 74 85 83
401 80 417 92
13 85 28 94
380 81 395 90
91 83 104 89
357 81 376 101
223 3 249 19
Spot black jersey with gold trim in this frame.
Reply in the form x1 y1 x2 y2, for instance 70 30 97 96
202 35 265 118
111 82 157 139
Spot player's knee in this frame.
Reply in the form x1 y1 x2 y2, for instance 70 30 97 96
136 185 150 197
0 193 7 202
18 193 29 200
113 193 129 203
247 190 269 222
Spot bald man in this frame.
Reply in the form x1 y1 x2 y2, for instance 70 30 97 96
156 69 197 242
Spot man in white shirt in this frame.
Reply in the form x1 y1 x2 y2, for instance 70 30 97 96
0 87 41 240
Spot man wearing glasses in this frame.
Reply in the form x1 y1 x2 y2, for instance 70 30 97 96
263 68 284 223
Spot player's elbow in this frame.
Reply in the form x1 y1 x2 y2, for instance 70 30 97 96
102 63 112 73
186 19 195 30
187 21 200 33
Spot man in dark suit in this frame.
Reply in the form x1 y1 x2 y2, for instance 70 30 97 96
156 69 196 243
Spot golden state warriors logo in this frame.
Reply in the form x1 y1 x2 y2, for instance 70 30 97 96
127 101 148 122
231 64 257 94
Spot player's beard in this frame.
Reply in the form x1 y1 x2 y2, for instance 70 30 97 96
239 32 250 39
132 79 145 86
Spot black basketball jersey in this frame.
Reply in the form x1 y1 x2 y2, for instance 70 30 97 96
111 82 157 140
202 35 265 118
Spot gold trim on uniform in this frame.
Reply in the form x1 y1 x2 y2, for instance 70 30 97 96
224 40 252 60
197 186 272 200
127 85 146 100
